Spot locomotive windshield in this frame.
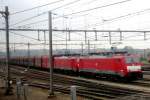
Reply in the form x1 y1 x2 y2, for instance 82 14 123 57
125 56 140 64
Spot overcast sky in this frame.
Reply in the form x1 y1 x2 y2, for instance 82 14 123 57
1 0 150 51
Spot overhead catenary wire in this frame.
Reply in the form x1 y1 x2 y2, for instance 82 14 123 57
84 8 150 29
123 33 146 40
10 0 131 28
8 31 72 50
14 13 90 28
10 31 40 41
3 28 150 32
10 31 65 41
50 0 81 11
59 0 131 17
16 19 48 28
10 0 64 15
10 29 76 42
9 29 100 44
14 7 150 31
8 28 150 44
0 42 106 46
0 43 26 52
11 28 96 40
82 0 99 5
10 0 81 27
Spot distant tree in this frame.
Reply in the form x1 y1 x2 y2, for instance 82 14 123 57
124 46 133 50
147 52 150 57
123 46 134 54
140 56 146 61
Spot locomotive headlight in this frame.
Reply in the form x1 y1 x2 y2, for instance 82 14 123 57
127 65 141 71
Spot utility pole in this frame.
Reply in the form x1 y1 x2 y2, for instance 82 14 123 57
85 31 87 43
48 11 54 97
65 28 68 53
88 40 90 55
38 30 40 41
109 32 111 44
27 43 30 70
43 30 47 55
144 49 146 58
95 30 97 41
0 6 12 95
94 44 96 53
14 43 15 52
144 32 146 40
68 31 71 41
81 42 83 55
120 32 122 41
44 31 46 44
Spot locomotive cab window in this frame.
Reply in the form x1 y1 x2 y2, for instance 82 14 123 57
125 57 140 64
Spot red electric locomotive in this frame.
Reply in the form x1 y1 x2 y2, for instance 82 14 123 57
40 55 142 80
77 55 142 80
9 54 143 81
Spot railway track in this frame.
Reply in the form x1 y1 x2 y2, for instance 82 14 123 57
142 64 150 71
142 64 150 75
0 65 149 100
131 80 150 87
23 66 150 89
12 66 150 98
138 64 150 76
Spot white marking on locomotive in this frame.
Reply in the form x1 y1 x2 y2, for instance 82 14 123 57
127 65 141 71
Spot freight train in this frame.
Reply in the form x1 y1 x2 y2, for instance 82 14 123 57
7 54 143 81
